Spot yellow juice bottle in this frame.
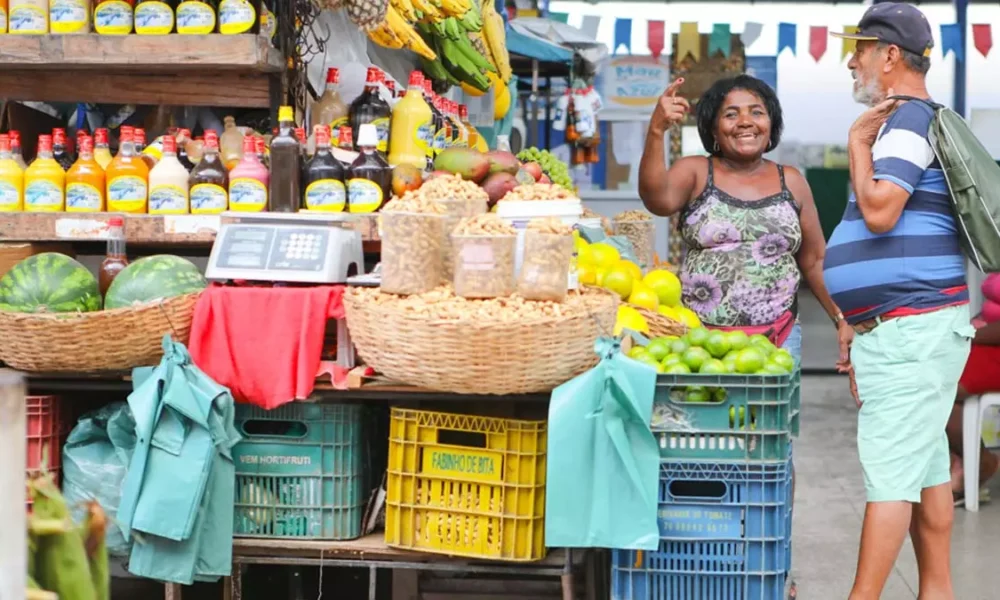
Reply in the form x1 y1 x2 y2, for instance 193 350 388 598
66 135 105 212
0 0 9 33
105 128 149 213
176 0 214 34
0 134 24 212
93 128 113 170
387 71 433 170
50 0 90 33
25 135 65 212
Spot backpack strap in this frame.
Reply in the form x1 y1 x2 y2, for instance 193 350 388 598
888 94 943 112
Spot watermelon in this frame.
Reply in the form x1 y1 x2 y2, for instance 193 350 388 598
0 253 101 313
104 255 207 309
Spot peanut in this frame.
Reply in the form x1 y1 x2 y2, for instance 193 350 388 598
526 217 573 236
613 210 655 271
451 233 517 299
380 211 446 295
499 183 576 202
453 214 517 236
517 230 574 302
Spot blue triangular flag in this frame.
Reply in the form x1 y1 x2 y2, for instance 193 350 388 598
941 23 964 61
778 22 797 55
614 18 632 55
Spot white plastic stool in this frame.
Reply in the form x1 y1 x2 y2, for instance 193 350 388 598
963 393 1000 511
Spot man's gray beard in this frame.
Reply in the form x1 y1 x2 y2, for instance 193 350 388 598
852 78 883 107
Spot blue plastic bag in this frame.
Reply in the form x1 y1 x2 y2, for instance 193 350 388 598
545 338 661 550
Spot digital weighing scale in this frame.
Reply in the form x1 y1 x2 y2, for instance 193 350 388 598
206 212 365 283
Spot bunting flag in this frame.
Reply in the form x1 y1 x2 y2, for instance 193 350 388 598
941 23 963 61
841 25 859 59
709 23 731 57
613 18 632 55
648 20 665 59
580 15 600 40
548 12 568 24
746 56 778 90
777 23 796 55
741 22 763 48
677 22 701 62
973 23 993 58
809 26 827 62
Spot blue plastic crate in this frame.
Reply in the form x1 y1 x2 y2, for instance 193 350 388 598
785 445 794 575
612 459 792 600
232 403 366 540
653 370 799 463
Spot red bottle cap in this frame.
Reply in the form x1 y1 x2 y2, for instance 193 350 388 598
120 125 134 137
423 79 432 95
77 129 88 140
108 216 125 227
326 67 340 84
339 126 353 147
315 126 331 147
162 135 177 154
37 135 53 153
255 137 266 154
78 135 94 154
409 71 424 87
294 127 306 144
365 66 380 83
52 128 66 146
386 80 396 93
0 135 10 153
179 128 192 138
460 104 469 119
119 129 134 144
134 128 146 146
204 130 219 149
242 135 257 154
95 128 109 145
9 131 21 145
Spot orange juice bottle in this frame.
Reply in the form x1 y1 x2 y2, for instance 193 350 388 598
25 135 66 213
93 128 114 170
66 135 106 212
106 128 149 213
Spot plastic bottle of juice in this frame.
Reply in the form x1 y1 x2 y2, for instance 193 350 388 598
220 116 245 171
348 124 390 214
312 68 349 147
228 135 268 212
303 126 346 212
349 67 391 154
25 135 65 212
218 0 254 34
50 0 89 33
175 0 214 33
105 128 149 213
148 136 190 214
388 70 433 170
134 0 173 34
9 131 27 170
93 128 113 170
9 0 48 34
188 129 228 214
66 135 105 212
0 135 24 212
94 0 133 34
52 128 74 171
0 0 8 33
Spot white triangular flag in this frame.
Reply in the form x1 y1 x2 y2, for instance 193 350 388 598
580 15 600 40
741 22 763 48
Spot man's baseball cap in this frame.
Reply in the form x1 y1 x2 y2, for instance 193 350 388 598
831 2 934 58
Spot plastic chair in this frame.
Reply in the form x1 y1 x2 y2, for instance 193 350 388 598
963 393 1000 511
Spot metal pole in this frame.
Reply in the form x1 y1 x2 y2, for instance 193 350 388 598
954 0 968 116
0 370 26 600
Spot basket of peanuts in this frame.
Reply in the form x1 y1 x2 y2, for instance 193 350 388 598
450 214 518 299
343 284 618 394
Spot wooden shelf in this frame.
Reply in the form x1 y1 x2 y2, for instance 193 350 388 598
0 34 283 108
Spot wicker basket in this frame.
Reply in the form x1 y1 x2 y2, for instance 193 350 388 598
0 292 202 372
637 307 687 338
344 288 618 395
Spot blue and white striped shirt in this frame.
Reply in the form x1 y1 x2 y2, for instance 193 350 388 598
823 101 968 324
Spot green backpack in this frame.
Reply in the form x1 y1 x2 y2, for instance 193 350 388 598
893 96 1000 273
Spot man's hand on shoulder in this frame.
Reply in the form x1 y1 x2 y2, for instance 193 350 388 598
849 89 901 147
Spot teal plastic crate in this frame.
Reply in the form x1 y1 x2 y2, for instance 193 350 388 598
233 403 365 540
653 370 799 463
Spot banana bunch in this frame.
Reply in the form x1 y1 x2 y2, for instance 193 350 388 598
367 3 438 60
480 0 511 83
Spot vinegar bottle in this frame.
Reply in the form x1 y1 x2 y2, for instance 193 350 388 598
303 125 346 212
218 0 255 34
106 128 148 213
24 135 66 213
269 106 301 213
188 129 229 214
228 135 269 212
0 134 25 212
66 135 106 212
9 0 48 34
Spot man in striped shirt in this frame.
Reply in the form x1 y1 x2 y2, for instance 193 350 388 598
826 4 976 599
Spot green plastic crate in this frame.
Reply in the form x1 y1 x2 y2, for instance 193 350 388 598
233 403 365 540
653 370 799 463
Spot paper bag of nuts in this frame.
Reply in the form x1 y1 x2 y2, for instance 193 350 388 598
380 193 447 296
613 210 655 272
517 218 575 302
451 215 517 299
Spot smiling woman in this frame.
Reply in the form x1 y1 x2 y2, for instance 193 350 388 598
637 75 849 365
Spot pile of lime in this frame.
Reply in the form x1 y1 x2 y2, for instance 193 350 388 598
627 327 796 377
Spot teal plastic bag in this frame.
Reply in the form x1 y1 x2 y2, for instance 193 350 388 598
575 227 640 265
545 338 661 550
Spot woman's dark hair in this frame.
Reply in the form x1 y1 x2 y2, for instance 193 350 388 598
696 75 783 156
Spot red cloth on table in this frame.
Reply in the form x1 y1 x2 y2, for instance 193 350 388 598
189 284 346 409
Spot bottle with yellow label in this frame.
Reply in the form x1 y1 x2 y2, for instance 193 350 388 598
49 0 89 33
218 0 253 34
228 135 268 212
25 135 65 212
94 0 132 34
9 0 48 33
93 128 114 170
149 136 190 214
0 0 8 33
388 71 433 170
176 0 214 34
189 130 228 214
0 135 24 212
105 129 149 213
303 126 346 212
134 0 173 34
348 124 390 214
66 135 105 212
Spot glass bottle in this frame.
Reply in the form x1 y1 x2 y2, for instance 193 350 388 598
93 128 114 170
135 0 175 35
148 136 191 214
52 128 75 171
25 135 66 213
347 124 390 214
134 128 157 170
228 134 269 212
66 135 106 212
189 129 229 214
105 128 149 214
268 105 301 213
0 134 25 212
99 216 129 299
177 128 196 171
9 131 27 170
303 125 346 212
312 67 349 146
348 66 391 154
220 115 245 171
255 136 269 170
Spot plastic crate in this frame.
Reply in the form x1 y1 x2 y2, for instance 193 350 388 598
653 370 800 463
232 403 365 540
25 396 66 510
612 459 792 600
785 445 793 575
385 407 546 562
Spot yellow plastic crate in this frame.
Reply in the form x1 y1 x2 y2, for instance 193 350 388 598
385 407 547 562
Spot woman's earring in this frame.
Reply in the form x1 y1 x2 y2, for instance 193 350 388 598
713 140 720 153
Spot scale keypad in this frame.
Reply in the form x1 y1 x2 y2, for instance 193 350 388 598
268 228 331 271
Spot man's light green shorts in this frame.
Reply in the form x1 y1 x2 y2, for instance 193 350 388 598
851 304 975 503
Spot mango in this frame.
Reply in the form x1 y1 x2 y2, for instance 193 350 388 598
433 148 490 183
481 172 519 208
392 164 423 198
485 150 520 176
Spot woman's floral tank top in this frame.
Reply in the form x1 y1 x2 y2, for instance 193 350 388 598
678 158 802 327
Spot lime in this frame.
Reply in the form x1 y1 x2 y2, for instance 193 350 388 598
771 349 796 372
699 358 727 374
726 330 750 352
614 305 649 336
661 353 683 368
686 327 710 348
576 244 594 267
577 265 597 285
664 362 692 375
669 338 690 355
675 307 703 329
617 259 643 282
762 361 789 375
682 347 712 372
637 354 662 371
646 338 672 361
749 334 776 356
628 282 660 311
705 331 732 358
658 305 680 320
713 387 728 402
627 346 650 359
735 347 767 374
603 264 635 300
590 243 621 270
685 386 711 403
722 352 739 373
643 269 683 307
